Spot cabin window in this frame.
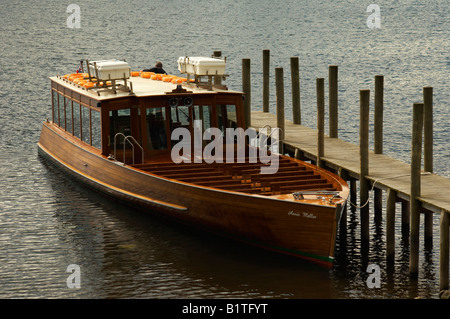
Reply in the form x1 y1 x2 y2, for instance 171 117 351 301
73 101 81 138
146 107 167 150
58 93 64 127
64 97 72 134
216 105 237 137
91 109 101 149
81 106 90 144
170 105 191 145
51 90 57 123
50 90 102 150
109 109 132 148
193 105 212 132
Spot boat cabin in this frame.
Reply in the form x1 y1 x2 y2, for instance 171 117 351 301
49 58 246 164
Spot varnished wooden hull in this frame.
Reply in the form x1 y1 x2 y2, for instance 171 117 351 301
38 122 348 268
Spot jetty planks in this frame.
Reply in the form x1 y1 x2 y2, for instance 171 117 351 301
250 110 450 214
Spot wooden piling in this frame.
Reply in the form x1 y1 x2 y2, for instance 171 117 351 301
440 210 450 291
275 67 285 148
373 75 384 220
402 200 410 235
386 188 396 263
316 78 325 168
338 168 348 234
420 86 433 239
423 87 433 173
350 179 357 210
329 65 338 138
213 51 222 85
291 57 301 124
263 50 270 113
242 58 251 129
425 211 433 248
410 102 424 277
360 89 370 243
374 75 384 154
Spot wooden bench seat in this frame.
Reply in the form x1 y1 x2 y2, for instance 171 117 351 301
276 183 335 194
179 175 235 183
269 178 328 192
161 171 224 179
149 166 219 175
259 174 323 187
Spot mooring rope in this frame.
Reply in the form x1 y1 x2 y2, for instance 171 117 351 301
346 171 432 209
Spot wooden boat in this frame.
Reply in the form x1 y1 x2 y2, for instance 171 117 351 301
37 57 349 268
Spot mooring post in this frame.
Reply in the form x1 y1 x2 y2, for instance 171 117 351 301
402 200 410 236
242 58 251 129
374 75 384 154
350 179 357 211
423 87 434 244
423 87 433 173
338 168 348 234
213 51 222 85
410 102 424 277
374 75 384 220
275 67 285 152
291 57 301 124
360 89 370 243
386 188 396 263
329 65 338 138
263 50 270 113
440 209 450 291
425 211 434 248
316 78 325 168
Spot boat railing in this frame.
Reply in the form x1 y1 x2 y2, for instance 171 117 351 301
113 133 144 165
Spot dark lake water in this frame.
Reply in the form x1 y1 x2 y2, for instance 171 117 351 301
0 0 448 300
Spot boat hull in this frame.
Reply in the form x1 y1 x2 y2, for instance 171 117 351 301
38 122 345 267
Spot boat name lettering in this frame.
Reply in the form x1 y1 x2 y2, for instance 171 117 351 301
288 211 317 219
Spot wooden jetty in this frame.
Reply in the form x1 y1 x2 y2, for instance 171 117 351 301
239 50 449 294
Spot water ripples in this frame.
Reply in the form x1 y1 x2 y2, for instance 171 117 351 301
0 0 448 299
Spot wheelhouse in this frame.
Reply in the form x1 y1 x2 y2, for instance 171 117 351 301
49 74 245 164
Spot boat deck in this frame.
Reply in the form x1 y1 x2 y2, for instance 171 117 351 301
131 156 341 196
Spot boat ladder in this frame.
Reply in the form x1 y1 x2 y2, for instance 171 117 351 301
111 133 144 165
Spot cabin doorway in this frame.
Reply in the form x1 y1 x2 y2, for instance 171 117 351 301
109 108 143 164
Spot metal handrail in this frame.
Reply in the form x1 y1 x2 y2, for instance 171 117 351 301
113 133 144 165
124 135 144 164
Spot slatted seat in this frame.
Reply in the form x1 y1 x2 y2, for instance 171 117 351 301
250 167 310 182
239 165 304 179
260 174 322 188
179 175 235 183
219 183 255 190
277 183 335 194
149 166 218 175
136 162 212 171
131 157 337 196
161 171 224 179
269 178 328 192
195 179 243 187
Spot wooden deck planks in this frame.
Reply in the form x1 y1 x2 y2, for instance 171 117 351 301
250 111 450 214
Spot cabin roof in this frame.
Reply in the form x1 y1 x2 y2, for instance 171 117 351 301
50 74 243 102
